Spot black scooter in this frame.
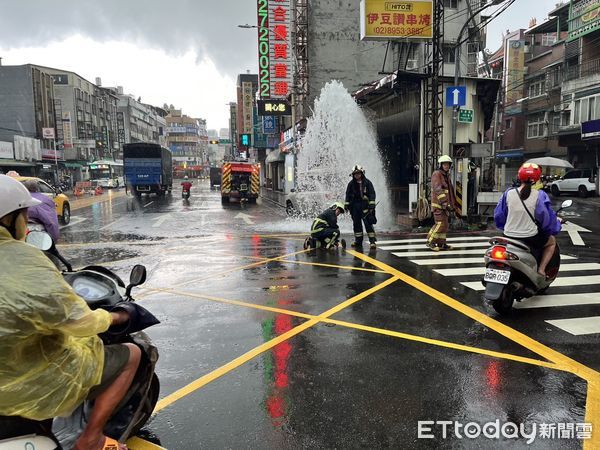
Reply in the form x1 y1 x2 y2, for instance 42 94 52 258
0 231 160 449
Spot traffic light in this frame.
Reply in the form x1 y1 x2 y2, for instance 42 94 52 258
241 134 251 146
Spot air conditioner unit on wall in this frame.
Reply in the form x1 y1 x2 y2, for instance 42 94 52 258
406 59 418 71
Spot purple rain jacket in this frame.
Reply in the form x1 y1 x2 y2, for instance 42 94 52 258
494 188 562 237
28 192 60 242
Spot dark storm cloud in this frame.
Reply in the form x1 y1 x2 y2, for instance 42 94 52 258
0 0 258 76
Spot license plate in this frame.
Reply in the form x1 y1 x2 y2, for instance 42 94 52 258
484 268 510 285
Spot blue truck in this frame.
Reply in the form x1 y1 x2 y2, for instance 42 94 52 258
123 143 173 197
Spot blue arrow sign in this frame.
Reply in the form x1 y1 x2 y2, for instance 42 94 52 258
446 86 467 107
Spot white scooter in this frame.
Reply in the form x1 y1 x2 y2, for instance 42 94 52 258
482 199 572 315
0 231 160 449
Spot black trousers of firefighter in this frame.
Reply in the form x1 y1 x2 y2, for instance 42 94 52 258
312 227 340 249
350 204 376 245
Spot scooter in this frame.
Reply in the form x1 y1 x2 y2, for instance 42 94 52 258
0 231 160 449
182 188 190 199
482 199 572 315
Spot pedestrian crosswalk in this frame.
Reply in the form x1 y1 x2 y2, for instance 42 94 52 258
378 236 600 336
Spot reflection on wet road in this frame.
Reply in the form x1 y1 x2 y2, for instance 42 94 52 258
59 182 600 449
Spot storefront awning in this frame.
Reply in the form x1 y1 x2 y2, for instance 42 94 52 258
266 150 285 164
0 159 36 167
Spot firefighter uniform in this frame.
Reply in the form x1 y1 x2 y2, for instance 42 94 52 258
345 176 376 246
310 207 340 249
427 167 458 250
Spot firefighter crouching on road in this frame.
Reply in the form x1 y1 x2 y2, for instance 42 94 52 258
427 155 460 251
345 165 377 249
304 202 346 249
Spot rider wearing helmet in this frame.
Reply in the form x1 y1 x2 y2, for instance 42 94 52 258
494 163 562 278
345 165 377 249
427 155 459 251
0 174 140 450
305 201 346 249
181 175 192 193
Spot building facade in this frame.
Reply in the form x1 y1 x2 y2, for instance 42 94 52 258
166 109 207 177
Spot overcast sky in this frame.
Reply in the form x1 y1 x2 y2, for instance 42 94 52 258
0 0 563 129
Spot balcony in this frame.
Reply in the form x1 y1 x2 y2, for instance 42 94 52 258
565 57 600 81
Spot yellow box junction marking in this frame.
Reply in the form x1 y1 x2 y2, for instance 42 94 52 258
153 276 399 413
348 249 600 449
147 287 559 371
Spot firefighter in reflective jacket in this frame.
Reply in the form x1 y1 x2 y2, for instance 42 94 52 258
304 202 346 249
427 155 459 251
345 165 377 249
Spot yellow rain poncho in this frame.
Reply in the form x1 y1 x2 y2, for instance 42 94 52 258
0 227 112 420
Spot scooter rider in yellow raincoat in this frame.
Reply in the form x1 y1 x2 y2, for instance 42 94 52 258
0 174 140 450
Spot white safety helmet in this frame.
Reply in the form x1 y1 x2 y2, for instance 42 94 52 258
0 174 41 219
438 155 452 165
350 164 365 176
184 175 189 180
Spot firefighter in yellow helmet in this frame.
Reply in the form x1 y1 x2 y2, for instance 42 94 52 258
427 155 460 251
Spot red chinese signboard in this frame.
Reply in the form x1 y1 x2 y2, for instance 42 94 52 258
257 0 293 99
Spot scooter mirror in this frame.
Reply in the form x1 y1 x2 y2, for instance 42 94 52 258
129 265 147 286
561 199 573 209
26 231 53 251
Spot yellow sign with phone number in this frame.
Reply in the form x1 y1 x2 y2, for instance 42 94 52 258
360 0 434 40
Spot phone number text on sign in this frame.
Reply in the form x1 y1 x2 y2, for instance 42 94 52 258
373 26 426 35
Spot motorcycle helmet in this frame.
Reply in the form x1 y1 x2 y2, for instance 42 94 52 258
0 174 41 219
184 175 189 180
350 164 365 176
331 201 346 213
518 163 542 183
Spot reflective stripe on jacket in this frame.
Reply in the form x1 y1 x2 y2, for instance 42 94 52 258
431 169 457 211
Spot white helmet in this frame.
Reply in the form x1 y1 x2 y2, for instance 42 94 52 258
351 164 365 176
438 155 452 164
0 175 41 219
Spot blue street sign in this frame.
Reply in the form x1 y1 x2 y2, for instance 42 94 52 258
262 116 276 134
445 86 467 107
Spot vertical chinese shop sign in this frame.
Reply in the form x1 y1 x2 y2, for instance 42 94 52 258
257 0 293 99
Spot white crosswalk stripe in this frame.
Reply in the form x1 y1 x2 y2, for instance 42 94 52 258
436 263 600 277
381 236 600 336
545 317 600 336
462 275 600 291
412 255 577 266
380 242 489 251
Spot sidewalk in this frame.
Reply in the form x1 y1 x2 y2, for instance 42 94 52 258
68 189 128 211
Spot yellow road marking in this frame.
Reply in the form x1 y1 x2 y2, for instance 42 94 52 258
153 276 396 414
148 287 557 370
126 436 167 450
147 288 315 320
153 318 319 413
322 319 560 371
348 250 600 448
176 249 310 288
278 259 387 273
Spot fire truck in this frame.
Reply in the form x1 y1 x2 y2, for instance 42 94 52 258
221 162 260 203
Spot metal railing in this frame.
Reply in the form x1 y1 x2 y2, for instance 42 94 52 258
565 57 600 81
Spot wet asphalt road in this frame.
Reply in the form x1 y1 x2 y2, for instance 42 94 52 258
58 182 600 449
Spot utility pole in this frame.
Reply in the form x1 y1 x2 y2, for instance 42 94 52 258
421 0 444 198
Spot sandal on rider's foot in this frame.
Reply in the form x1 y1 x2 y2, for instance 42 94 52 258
103 436 127 450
